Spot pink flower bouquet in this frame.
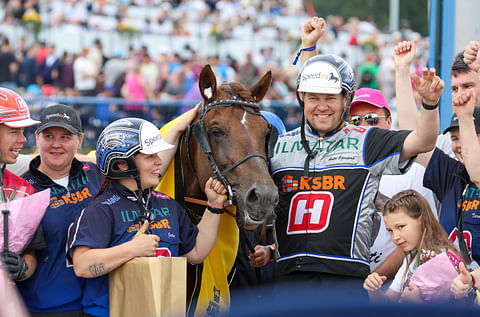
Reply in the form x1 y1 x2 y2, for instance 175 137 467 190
0 189 50 253
409 252 458 302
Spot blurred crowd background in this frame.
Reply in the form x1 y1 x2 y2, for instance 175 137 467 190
0 0 430 147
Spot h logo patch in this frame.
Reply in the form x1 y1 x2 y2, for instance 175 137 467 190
287 191 333 234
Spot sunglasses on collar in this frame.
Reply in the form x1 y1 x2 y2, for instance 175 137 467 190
349 113 389 126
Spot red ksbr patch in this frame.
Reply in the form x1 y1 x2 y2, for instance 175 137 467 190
155 248 172 258
152 191 170 199
354 126 366 133
83 164 90 171
449 228 472 260
287 191 334 234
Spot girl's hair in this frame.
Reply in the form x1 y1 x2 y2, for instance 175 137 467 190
94 177 111 199
383 190 464 280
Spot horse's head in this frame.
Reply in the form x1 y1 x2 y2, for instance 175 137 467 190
183 64 279 228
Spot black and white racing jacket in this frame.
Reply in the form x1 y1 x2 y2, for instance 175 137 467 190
270 122 411 278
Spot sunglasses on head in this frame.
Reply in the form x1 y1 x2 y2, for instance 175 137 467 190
349 113 389 126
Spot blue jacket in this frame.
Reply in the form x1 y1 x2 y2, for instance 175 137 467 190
17 157 102 313
424 148 480 264
68 181 198 317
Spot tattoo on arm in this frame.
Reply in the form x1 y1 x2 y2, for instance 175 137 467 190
88 263 109 277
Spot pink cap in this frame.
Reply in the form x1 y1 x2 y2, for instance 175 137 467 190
351 88 391 114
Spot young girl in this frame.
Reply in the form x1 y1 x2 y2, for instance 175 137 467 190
363 189 463 303
68 118 227 317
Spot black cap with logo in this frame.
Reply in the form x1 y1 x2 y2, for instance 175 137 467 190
37 104 82 134
443 107 480 135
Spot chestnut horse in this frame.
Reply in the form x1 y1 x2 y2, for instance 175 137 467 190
178 65 279 316
181 65 279 225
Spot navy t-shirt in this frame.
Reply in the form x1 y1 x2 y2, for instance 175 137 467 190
69 181 198 317
424 148 480 264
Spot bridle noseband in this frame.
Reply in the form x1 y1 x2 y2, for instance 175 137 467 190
186 83 278 206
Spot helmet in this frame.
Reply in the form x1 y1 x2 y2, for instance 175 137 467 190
96 118 174 179
261 110 286 134
0 87 40 127
296 54 356 109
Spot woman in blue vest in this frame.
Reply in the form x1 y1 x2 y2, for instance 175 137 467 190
17 104 103 316
68 118 227 317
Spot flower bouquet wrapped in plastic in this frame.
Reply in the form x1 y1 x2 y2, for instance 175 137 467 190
0 189 50 253
409 250 460 302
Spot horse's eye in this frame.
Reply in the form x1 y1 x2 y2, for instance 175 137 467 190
210 127 225 137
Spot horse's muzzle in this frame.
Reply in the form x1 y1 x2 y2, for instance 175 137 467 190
243 184 279 223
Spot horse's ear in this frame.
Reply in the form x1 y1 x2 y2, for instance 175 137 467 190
249 70 272 103
199 64 217 102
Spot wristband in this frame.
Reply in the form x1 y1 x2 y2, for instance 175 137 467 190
207 202 224 214
421 101 439 110
292 45 317 65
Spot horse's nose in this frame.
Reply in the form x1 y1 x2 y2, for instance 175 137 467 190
245 184 279 220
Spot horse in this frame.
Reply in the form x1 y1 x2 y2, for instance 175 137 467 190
181 65 279 226
161 64 279 316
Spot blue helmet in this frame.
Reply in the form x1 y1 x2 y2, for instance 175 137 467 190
261 110 286 135
96 118 173 179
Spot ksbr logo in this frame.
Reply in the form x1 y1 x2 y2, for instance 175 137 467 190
287 191 333 234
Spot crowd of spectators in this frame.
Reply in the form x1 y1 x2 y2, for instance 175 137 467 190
0 0 429 147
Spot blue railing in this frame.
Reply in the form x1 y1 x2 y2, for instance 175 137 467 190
23 96 299 149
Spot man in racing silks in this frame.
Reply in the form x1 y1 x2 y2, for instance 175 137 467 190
267 17 444 300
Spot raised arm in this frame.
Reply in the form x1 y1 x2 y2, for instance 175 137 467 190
158 104 199 177
299 16 326 66
394 41 435 166
453 88 480 187
400 68 443 162
464 41 480 72
395 40 418 130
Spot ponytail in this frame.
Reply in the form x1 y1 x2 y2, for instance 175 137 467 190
95 178 111 199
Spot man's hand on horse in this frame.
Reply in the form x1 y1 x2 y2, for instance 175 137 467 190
301 16 326 48
205 177 228 210
249 245 273 268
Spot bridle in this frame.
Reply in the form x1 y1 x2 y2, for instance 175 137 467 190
185 83 278 206
183 83 278 277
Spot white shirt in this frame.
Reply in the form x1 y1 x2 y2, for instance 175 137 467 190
370 162 437 271
73 56 98 91
435 133 455 159
6 154 31 176
390 255 417 294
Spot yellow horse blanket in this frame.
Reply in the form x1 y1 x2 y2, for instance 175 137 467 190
156 115 238 317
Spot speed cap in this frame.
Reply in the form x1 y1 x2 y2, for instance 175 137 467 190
297 61 342 94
